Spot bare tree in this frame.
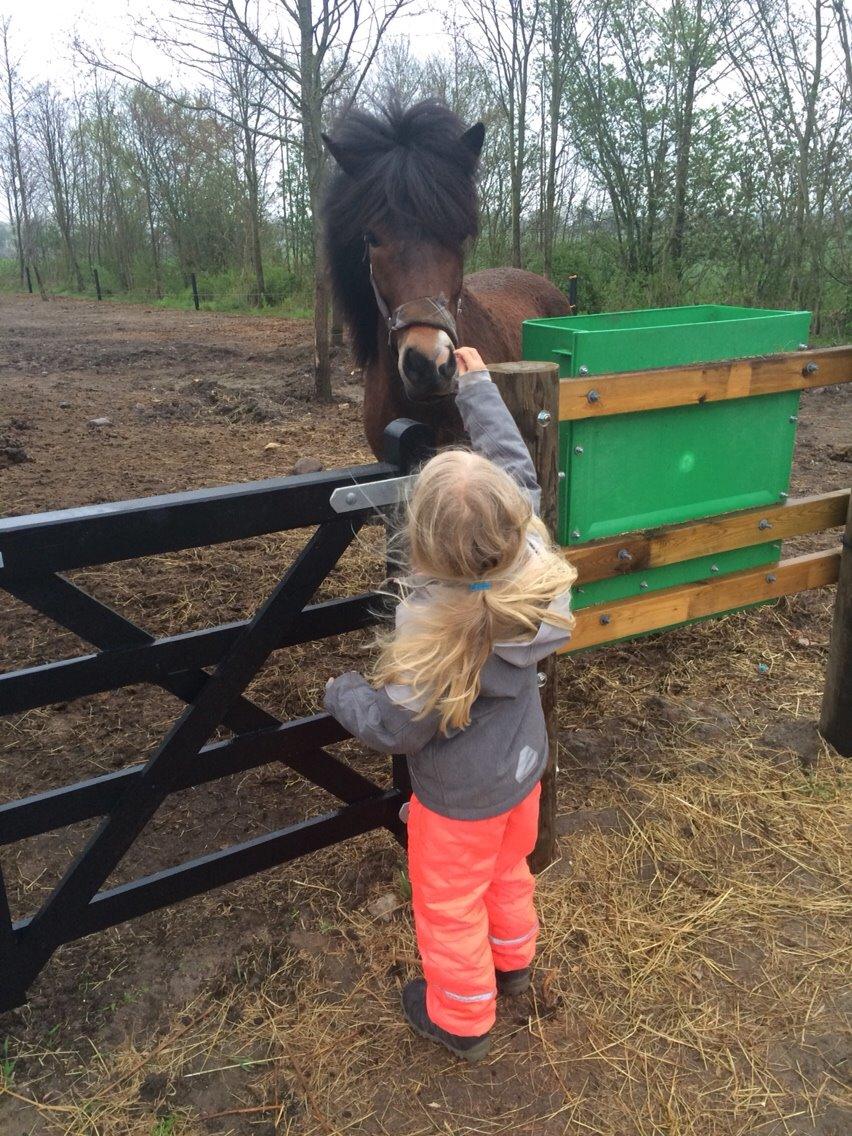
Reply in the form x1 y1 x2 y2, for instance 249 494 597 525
463 0 541 268
215 0 411 400
29 83 85 290
721 0 850 317
539 0 573 277
666 0 710 277
1 18 45 297
131 4 280 305
126 92 165 298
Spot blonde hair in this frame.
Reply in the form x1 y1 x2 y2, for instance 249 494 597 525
372 449 577 733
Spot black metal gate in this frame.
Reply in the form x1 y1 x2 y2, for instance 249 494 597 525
0 421 431 1013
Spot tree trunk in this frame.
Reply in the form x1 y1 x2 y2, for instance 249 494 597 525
244 127 266 305
4 174 24 285
542 0 565 280
144 183 162 299
3 28 43 298
668 0 702 277
298 0 332 402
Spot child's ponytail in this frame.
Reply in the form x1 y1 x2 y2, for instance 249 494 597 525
371 449 577 734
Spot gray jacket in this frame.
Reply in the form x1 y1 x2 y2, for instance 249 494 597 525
324 372 571 820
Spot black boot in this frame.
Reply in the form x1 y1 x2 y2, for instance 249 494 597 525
401 980 492 1063
496 967 531 996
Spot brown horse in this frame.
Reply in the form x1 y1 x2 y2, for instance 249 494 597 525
322 100 570 456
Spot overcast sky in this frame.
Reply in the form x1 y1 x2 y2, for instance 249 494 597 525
0 0 453 223
0 0 455 224
1 0 448 84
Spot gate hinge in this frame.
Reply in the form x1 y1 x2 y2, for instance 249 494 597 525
330 475 416 514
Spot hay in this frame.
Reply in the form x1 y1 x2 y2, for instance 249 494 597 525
1 550 849 1135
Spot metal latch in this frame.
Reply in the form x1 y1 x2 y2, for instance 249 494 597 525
330 475 416 514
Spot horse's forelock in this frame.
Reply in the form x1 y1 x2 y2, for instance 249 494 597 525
322 100 480 366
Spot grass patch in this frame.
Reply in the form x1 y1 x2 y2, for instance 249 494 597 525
0 1039 15 1089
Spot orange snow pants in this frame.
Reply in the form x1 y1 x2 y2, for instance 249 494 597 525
407 782 541 1036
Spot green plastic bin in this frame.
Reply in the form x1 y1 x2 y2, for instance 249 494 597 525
521 304 812 611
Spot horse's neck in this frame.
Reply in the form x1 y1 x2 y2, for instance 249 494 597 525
363 336 407 456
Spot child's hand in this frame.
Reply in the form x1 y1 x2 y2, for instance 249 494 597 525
454 346 486 375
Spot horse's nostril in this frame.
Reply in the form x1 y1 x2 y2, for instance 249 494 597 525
439 353 458 381
402 347 420 380
401 344 455 396
402 346 434 388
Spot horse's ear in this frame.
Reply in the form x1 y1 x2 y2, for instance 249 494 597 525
322 132 359 177
460 122 485 161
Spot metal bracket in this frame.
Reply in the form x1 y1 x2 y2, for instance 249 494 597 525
330 475 416 514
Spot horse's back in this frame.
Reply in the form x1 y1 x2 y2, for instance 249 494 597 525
461 268 570 360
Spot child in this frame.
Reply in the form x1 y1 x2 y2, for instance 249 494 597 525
324 346 576 1062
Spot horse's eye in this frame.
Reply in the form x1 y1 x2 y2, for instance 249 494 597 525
364 230 380 248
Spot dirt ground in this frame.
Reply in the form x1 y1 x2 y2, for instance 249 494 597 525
0 293 850 1136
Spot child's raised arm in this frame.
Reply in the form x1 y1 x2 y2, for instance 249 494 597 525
453 347 542 515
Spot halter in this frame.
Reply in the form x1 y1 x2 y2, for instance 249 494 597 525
367 243 462 349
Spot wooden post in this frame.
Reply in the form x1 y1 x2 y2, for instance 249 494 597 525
820 493 852 755
93 269 102 301
490 361 561 872
190 273 200 311
25 266 33 294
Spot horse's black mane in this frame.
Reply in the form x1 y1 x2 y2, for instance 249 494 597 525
322 100 481 367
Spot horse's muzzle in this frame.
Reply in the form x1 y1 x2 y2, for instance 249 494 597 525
400 341 458 401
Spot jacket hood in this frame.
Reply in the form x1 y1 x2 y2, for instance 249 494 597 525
493 596 573 667
389 584 573 704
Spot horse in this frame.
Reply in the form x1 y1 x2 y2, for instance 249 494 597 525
321 99 571 456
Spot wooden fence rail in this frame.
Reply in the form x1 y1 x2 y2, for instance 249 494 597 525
496 348 852 865
559 345 852 420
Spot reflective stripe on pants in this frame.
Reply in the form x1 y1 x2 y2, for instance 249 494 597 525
407 782 541 1036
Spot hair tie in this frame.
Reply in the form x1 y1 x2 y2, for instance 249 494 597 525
468 581 491 592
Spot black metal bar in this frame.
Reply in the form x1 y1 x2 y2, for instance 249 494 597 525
0 865 15 952
0 714 380 845
0 867 24 1012
93 269 102 301
17 520 361 988
381 418 435 474
1 573 278 736
0 462 394 574
190 272 200 311
9 793 400 950
0 593 378 716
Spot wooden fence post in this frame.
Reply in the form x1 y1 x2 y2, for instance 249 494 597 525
820 492 852 755
190 273 200 311
93 269 102 301
490 361 561 872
